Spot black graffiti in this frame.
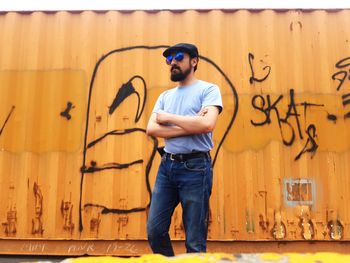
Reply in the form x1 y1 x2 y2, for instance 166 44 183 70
294 124 318 161
79 45 238 231
251 89 323 159
79 64 155 222
332 56 350 119
80 128 147 173
84 203 146 214
251 89 305 146
297 101 324 118
332 71 348 91
0 105 15 136
79 49 158 232
342 93 350 106
81 160 143 173
109 75 146 123
332 56 350 91
250 94 283 126
80 127 158 217
60 101 75 120
248 53 271 84
327 112 337 123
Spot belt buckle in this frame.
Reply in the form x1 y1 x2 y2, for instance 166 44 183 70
169 154 175 161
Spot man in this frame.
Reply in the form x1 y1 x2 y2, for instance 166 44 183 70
146 43 223 256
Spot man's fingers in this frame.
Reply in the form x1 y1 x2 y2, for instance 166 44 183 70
156 112 167 124
197 108 208 116
156 113 162 123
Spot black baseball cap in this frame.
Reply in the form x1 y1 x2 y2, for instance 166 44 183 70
163 43 199 58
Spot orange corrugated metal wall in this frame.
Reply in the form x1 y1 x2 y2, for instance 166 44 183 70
0 10 349 242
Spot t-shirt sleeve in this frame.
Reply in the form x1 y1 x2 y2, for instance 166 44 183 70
202 85 223 114
152 92 165 113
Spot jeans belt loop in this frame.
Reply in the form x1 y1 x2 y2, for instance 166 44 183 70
206 152 210 159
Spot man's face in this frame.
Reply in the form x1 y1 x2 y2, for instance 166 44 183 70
168 52 194 82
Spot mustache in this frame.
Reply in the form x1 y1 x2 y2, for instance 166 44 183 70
171 65 181 71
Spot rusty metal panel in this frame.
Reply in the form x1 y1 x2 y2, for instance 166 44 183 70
0 9 349 250
0 239 350 256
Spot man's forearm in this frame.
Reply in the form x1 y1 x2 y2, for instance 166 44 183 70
156 111 218 134
167 114 212 134
157 106 220 134
146 123 190 138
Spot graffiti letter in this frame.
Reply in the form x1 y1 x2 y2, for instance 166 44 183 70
248 53 271 84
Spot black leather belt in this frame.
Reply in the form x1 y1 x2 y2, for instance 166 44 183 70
165 151 210 162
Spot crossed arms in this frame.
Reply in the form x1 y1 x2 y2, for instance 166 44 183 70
146 106 220 139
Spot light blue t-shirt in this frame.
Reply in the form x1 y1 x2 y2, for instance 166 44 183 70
152 80 223 154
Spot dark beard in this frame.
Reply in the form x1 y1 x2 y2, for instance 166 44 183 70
170 66 192 82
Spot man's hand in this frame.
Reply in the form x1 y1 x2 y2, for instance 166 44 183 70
197 108 208 116
156 110 171 125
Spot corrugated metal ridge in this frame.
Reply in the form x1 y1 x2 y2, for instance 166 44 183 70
0 8 348 15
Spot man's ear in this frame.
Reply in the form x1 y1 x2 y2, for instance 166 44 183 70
191 57 198 67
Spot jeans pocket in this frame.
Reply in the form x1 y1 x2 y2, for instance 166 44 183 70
184 157 207 172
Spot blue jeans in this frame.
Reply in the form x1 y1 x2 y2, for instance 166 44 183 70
147 153 213 256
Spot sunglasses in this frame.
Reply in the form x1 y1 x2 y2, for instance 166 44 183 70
166 52 184 65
